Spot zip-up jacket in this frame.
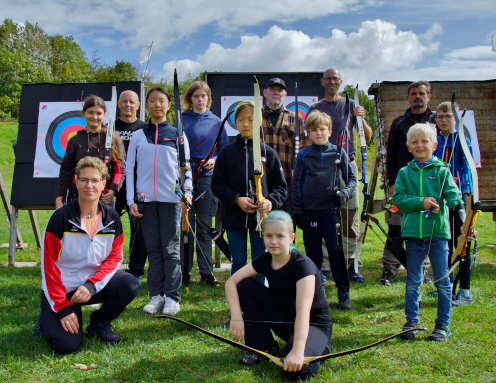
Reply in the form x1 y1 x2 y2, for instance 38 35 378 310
55 129 126 198
292 142 357 215
393 157 463 240
182 109 229 178
126 120 192 206
433 129 473 194
41 199 124 319
211 135 287 230
387 108 436 186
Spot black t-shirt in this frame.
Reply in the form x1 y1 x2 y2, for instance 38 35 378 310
115 118 147 152
411 110 430 123
252 249 332 336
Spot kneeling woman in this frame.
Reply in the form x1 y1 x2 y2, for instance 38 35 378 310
225 211 332 381
35 157 139 354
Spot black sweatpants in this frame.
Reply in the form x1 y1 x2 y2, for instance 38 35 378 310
115 182 148 277
302 210 346 291
448 206 472 290
39 271 139 354
237 278 331 381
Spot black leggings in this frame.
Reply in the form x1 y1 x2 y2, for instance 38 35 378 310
237 278 332 381
39 271 139 354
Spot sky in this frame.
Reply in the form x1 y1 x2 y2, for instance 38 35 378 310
2 0 496 91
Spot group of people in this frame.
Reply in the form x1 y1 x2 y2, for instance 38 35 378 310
33 70 476 381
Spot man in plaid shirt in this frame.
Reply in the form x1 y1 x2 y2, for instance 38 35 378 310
261 78 308 216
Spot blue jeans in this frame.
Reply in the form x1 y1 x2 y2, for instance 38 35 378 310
226 228 265 284
405 237 451 325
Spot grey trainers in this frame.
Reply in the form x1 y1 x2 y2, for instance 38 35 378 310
427 323 451 342
452 290 473 307
399 321 419 340
348 265 365 283
239 343 279 366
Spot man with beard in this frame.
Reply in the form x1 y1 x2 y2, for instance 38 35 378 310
114 90 148 289
261 78 307 216
306 68 372 285
379 80 436 285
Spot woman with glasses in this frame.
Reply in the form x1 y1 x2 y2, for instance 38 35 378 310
55 95 126 208
35 156 139 353
126 87 192 316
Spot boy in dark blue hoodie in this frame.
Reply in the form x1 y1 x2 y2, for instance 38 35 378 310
292 110 356 310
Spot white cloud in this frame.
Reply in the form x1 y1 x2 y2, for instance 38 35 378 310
95 37 117 47
444 46 495 60
420 22 443 43
162 20 441 88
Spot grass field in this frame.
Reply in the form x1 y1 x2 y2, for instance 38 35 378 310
1 121 495 382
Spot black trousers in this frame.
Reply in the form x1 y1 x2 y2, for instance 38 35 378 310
115 182 148 277
302 210 346 291
39 271 139 354
448 206 472 290
237 278 331 381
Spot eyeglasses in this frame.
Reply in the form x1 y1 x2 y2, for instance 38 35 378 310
323 76 341 82
436 114 454 120
78 178 102 186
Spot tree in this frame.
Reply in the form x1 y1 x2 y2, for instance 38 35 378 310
90 58 139 82
49 34 91 82
340 84 377 145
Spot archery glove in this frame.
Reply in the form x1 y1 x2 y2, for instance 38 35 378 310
330 191 346 207
293 214 308 230
452 204 466 229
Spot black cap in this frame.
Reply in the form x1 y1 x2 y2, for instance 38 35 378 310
265 78 286 90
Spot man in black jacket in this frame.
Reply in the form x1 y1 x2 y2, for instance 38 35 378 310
114 90 148 289
379 80 436 285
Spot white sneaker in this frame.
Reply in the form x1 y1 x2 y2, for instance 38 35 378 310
162 297 180 315
143 295 165 314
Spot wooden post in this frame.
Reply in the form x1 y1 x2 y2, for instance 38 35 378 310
29 210 42 248
8 205 18 265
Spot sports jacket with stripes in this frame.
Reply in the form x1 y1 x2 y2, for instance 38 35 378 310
41 199 124 319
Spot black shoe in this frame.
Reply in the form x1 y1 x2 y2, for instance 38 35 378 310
201 274 220 287
427 323 451 342
399 321 419 340
34 319 45 339
348 265 365 283
87 322 121 345
378 268 397 286
337 290 352 310
238 343 279 366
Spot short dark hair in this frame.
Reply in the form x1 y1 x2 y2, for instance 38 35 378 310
146 87 172 104
83 94 106 113
408 80 431 95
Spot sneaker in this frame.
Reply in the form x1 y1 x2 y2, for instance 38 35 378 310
399 321 418 340
143 295 165 314
239 343 279 366
162 297 180 315
427 323 451 342
348 265 365 283
427 290 438 298
34 318 45 339
201 274 221 287
337 290 352 310
134 275 142 290
85 303 100 308
319 270 327 285
87 321 121 345
423 268 433 284
378 268 396 286
452 290 473 307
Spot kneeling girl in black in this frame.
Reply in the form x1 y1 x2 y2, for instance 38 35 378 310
225 210 332 381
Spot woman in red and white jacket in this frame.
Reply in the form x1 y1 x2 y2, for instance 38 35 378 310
35 156 139 354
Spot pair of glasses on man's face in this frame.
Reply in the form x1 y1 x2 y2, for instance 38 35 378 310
78 178 102 186
322 76 341 82
436 114 454 121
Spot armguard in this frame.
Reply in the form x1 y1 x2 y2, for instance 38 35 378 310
453 204 466 229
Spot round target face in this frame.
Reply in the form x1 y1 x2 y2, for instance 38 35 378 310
226 101 241 130
45 110 86 165
286 102 310 126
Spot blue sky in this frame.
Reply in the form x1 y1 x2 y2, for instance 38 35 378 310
3 0 495 90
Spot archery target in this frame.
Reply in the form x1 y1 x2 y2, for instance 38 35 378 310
45 111 86 165
226 101 240 130
286 101 310 126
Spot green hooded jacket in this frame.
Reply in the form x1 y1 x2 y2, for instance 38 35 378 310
392 157 463 240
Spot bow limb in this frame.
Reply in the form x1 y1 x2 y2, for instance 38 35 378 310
252 76 266 235
156 315 284 367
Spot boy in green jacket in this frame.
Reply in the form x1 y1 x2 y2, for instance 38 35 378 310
393 123 465 342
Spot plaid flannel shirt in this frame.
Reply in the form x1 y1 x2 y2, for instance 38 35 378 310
262 107 308 180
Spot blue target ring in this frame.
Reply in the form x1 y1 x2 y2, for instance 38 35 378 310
226 101 240 130
286 102 310 126
46 111 86 165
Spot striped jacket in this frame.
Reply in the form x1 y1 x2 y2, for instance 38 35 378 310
41 199 123 319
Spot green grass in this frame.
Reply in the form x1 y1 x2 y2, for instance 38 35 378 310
1 121 496 382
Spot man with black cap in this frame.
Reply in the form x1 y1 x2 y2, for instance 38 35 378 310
261 78 307 216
